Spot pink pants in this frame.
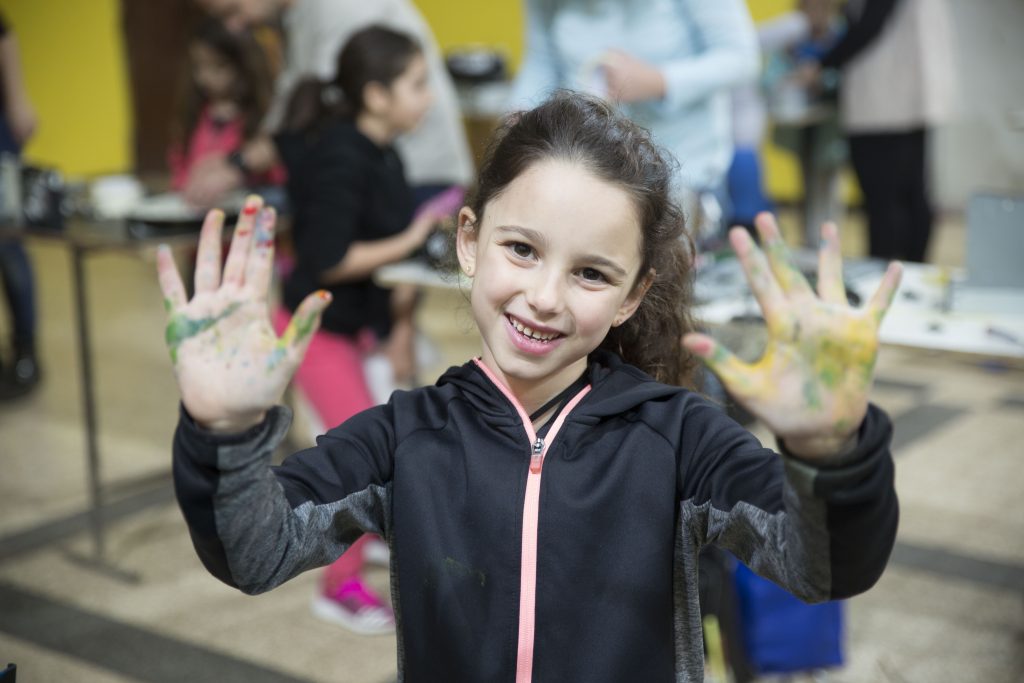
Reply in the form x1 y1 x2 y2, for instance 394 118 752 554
272 306 377 586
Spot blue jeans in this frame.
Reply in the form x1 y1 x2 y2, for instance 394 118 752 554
0 240 35 350
0 115 37 353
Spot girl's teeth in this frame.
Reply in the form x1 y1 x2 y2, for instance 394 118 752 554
511 317 557 341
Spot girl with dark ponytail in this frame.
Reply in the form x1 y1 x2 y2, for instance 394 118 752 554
272 25 457 635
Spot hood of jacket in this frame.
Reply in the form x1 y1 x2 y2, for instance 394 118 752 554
434 350 685 428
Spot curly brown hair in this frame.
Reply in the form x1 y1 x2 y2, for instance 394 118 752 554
464 92 700 388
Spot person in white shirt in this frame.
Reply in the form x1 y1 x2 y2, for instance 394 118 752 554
509 0 759 242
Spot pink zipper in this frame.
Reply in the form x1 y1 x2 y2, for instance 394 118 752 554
473 359 592 683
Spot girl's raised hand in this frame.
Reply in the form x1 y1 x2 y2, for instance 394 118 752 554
682 213 902 460
157 196 332 433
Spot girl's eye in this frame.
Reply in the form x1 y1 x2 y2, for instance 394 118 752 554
578 267 608 283
508 242 534 259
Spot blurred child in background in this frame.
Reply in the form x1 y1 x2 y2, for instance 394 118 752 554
271 25 455 634
169 18 284 194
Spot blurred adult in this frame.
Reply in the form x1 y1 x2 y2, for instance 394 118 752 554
189 0 473 207
0 13 40 400
797 0 956 262
509 0 759 241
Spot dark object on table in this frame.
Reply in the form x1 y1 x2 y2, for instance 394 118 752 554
124 193 244 239
446 47 506 84
22 165 67 230
125 217 216 240
1 662 16 682
413 228 451 271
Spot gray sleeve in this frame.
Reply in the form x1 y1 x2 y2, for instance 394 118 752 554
173 404 395 595
676 400 897 602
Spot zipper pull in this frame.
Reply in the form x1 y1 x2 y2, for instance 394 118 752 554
530 437 544 474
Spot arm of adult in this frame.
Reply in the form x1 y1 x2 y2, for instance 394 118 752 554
820 0 902 70
507 0 566 109
654 0 760 111
157 195 331 433
0 29 37 145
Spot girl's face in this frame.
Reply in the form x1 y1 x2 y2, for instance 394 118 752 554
190 42 238 101
457 159 649 400
378 53 433 135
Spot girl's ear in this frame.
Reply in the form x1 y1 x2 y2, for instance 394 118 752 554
455 207 478 278
613 268 655 327
363 81 390 116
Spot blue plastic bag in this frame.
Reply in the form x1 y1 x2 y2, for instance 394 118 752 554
733 563 845 674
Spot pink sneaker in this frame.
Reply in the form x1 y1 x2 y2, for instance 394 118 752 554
310 577 395 635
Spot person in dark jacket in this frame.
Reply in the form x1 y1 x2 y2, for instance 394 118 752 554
158 92 904 682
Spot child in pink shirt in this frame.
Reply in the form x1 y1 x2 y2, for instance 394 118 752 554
169 19 285 191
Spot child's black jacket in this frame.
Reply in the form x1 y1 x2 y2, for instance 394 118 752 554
173 351 897 682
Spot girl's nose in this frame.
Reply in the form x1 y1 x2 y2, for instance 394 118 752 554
525 268 562 316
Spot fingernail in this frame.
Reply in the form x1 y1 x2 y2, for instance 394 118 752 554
688 338 712 357
317 289 332 302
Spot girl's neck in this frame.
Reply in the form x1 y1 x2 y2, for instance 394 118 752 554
496 361 589 419
207 99 240 121
355 111 398 147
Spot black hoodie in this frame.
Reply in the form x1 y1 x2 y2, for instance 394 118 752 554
173 350 897 682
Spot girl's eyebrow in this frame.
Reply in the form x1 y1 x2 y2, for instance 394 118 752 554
495 224 547 245
584 256 628 279
495 224 628 279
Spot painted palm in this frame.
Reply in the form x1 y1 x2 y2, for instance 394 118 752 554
684 213 902 458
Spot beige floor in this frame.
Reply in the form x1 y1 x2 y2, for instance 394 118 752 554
0 211 1021 682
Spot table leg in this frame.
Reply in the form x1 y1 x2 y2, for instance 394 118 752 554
70 244 105 560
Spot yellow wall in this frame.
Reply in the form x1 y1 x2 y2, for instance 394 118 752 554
0 0 131 177
415 0 524 71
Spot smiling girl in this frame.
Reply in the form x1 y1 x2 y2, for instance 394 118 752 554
159 92 902 682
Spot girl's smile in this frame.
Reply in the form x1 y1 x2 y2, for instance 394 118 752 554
504 313 566 355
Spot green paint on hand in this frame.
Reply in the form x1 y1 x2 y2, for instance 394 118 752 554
294 311 317 342
802 377 821 410
819 363 840 388
712 344 729 364
165 302 243 363
266 345 287 372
